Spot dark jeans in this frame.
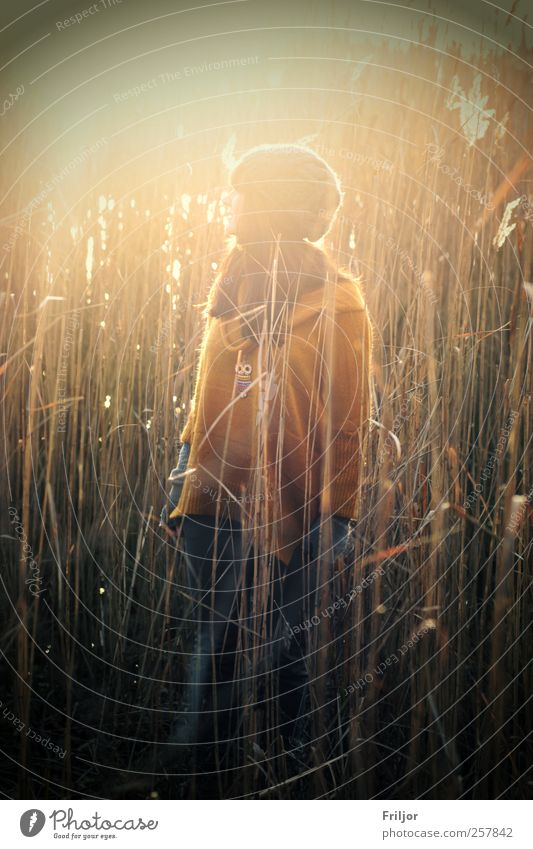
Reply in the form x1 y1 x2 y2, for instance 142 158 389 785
173 513 321 747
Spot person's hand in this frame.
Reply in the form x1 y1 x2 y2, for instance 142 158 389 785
306 513 353 562
159 442 190 537
159 501 183 538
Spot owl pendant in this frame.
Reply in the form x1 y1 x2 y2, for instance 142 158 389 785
235 359 253 398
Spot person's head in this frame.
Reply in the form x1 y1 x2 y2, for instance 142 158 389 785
207 143 349 321
224 143 343 245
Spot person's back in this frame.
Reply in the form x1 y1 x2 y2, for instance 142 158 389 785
172 246 372 565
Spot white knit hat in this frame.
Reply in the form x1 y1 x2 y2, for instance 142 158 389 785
228 143 343 241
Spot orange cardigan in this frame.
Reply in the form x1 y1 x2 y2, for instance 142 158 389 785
170 274 373 565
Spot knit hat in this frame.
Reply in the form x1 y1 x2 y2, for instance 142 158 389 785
228 143 343 242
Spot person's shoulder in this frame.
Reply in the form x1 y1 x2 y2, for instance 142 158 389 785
294 273 367 317
333 274 374 348
333 272 367 314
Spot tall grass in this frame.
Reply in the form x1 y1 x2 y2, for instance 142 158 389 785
1 35 531 799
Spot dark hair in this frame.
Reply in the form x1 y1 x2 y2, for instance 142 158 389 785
205 239 353 323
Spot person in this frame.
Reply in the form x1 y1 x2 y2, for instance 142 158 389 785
160 143 373 759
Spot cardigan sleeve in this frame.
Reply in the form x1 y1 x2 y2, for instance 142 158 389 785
178 313 214 444
319 306 373 519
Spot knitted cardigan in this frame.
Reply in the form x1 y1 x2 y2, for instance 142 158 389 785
170 273 373 565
